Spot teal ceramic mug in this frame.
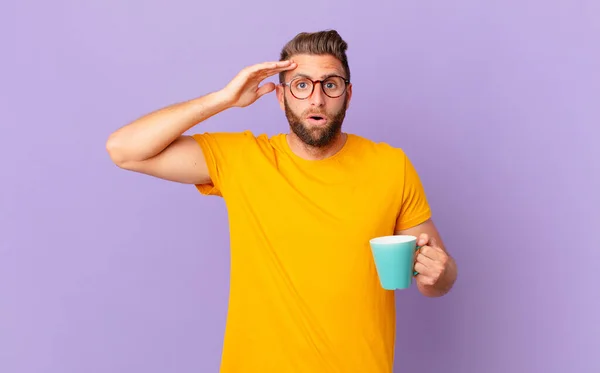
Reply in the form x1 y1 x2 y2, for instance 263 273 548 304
369 235 419 290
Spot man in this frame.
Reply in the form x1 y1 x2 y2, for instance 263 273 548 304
106 30 457 373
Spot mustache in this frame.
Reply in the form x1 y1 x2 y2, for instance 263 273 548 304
304 109 328 116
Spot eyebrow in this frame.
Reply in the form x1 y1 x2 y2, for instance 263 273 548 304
289 72 345 80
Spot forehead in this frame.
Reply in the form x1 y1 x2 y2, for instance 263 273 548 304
285 54 345 80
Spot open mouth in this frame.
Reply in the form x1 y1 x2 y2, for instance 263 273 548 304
307 115 327 124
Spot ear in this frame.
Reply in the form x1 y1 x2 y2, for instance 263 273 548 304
276 84 285 111
345 83 353 110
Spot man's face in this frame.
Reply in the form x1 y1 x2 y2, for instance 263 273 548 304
276 54 352 148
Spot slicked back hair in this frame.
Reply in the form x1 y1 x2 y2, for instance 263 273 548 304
278 30 350 84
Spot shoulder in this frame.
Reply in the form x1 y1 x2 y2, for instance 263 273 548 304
191 130 286 161
192 129 259 142
191 130 282 148
347 133 408 161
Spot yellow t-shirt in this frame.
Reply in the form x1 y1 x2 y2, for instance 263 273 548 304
192 130 431 373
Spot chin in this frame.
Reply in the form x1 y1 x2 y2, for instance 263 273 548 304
294 123 340 148
284 98 345 148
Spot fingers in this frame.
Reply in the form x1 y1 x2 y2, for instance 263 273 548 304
415 251 436 268
226 60 296 106
413 235 449 287
417 245 434 260
246 60 297 79
417 233 429 246
414 262 429 276
253 60 296 71
413 251 443 284
256 82 276 97
414 270 436 286
418 244 445 262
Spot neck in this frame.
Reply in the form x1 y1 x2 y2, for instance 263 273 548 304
286 131 347 161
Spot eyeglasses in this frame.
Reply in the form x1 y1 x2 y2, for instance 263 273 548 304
282 75 350 99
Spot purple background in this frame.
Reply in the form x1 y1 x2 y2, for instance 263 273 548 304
2 1 599 372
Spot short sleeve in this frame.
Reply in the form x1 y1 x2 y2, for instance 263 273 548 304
191 130 255 197
395 152 432 231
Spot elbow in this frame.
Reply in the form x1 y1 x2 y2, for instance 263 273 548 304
105 133 129 168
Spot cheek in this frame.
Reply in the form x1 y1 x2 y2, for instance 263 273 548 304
329 100 346 113
289 101 308 114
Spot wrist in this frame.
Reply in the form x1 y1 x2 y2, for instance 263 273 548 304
211 88 236 109
186 90 234 120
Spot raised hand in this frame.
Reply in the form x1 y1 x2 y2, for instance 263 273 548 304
220 60 297 108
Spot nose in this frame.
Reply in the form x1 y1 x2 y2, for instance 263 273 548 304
308 82 325 107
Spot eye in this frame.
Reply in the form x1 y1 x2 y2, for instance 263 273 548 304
293 79 311 90
323 77 344 90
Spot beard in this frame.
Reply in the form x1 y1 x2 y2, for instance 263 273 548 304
284 96 348 148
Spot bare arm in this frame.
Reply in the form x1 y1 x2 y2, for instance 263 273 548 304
105 60 297 184
396 219 458 297
106 92 230 184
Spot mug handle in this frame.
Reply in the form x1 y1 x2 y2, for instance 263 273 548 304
413 245 421 276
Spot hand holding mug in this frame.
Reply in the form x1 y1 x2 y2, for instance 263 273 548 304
414 233 449 286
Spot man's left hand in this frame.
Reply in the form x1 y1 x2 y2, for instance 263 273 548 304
413 233 449 286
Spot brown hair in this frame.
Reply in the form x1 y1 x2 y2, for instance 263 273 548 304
278 30 350 83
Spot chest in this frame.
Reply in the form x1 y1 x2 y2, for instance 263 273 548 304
228 159 403 249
